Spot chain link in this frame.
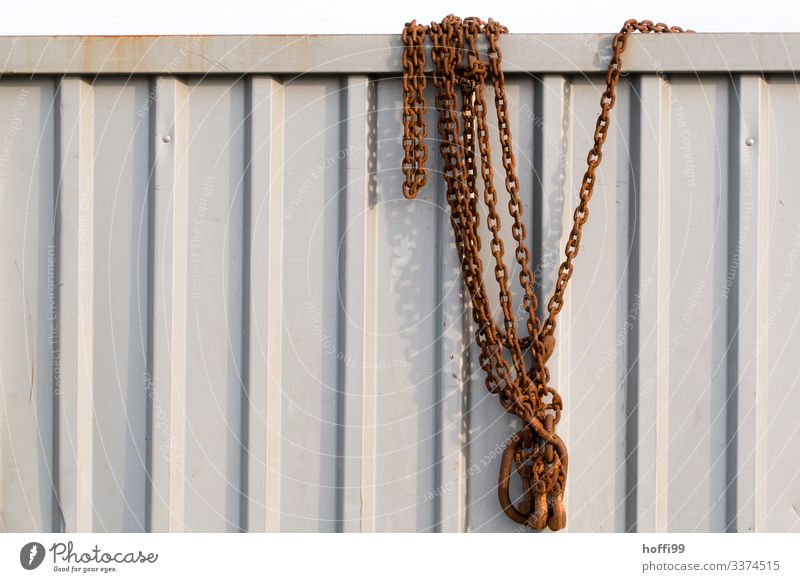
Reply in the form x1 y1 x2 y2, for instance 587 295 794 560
401 16 693 531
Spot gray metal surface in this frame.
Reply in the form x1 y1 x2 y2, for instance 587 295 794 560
2 33 800 73
0 34 799 533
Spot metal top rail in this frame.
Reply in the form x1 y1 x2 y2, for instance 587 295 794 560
0 33 798 75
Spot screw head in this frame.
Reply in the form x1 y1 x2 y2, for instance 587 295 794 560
162 135 172 143
745 137 755 146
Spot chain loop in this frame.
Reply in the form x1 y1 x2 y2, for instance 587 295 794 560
401 16 693 531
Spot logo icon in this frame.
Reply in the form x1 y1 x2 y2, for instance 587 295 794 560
20 542 46 570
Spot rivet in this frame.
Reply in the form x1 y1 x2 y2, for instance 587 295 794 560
162 135 172 143
745 137 755 146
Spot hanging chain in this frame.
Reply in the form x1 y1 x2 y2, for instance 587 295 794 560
401 16 693 531
539 19 693 343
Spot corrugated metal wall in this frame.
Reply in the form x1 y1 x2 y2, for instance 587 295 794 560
1 34 799 533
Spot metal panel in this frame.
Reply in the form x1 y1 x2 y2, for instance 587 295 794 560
0 78 56 532
1 34 800 533
56 77 151 533
3 34 800 74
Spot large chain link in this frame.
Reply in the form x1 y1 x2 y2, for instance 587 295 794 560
401 16 692 531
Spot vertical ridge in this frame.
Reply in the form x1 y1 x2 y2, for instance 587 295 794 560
359 78 378 534
752 79 770 534
144 74 157 534
149 76 189 532
56 76 95 532
51 77 64 533
460 276 473 533
652 74 671 534
731 74 770 533
263 78 284 534
725 74 742 533
625 75 643 532
334 76 348 533
431 173 446 533
432 132 445 533
634 73 672 532
436 90 470 532
244 75 273 532
339 75 375 532
245 75 285 533
532 76 545 317
432 120 444 532
536 74 572 528
166 79 188 534
239 74 253 533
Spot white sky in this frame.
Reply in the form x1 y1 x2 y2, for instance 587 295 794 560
1 0 799 35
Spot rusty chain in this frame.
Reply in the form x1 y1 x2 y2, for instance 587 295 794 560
401 17 692 531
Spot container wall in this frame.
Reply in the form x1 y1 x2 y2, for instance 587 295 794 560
0 62 799 532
